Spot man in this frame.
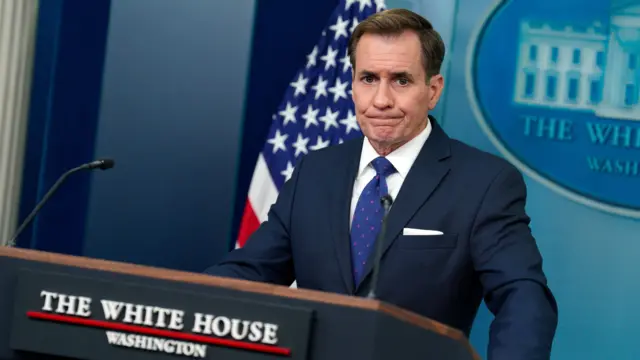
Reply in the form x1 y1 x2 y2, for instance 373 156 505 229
205 8 557 359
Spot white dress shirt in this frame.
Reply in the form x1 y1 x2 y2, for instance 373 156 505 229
349 119 432 225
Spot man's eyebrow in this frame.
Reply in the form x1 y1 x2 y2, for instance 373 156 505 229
390 71 414 80
356 70 415 80
357 70 377 77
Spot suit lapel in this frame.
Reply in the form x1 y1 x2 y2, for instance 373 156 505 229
329 138 362 294
356 117 452 292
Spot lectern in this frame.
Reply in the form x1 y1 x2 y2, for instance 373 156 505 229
0 247 480 360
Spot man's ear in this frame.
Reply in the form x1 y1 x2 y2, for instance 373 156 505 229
427 74 444 110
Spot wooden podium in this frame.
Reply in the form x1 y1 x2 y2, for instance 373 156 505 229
0 247 480 360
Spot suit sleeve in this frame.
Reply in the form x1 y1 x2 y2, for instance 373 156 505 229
470 164 558 360
202 156 307 286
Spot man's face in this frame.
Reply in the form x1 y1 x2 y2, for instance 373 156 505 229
351 30 443 154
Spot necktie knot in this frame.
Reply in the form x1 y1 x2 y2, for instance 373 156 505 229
371 157 396 178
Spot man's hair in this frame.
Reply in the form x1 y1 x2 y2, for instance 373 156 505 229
348 8 445 80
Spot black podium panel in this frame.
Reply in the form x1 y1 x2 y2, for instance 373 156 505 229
0 252 477 360
10 269 313 360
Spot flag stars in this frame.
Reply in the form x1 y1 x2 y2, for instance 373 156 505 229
301 105 319 129
281 161 294 181
358 0 372 12
320 45 338 70
267 129 288 154
339 109 359 134
329 15 349 40
306 46 318 69
350 17 360 34
374 0 386 12
312 75 328 100
345 0 358 10
328 78 349 103
289 73 308 97
319 107 340 131
279 102 298 125
309 135 330 151
292 133 309 157
339 51 351 73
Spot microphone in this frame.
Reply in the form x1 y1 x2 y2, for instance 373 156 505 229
85 158 115 170
4 158 115 247
367 194 393 299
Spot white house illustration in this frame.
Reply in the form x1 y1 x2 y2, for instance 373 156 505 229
513 0 640 121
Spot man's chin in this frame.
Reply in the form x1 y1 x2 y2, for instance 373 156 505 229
369 132 396 144
366 135 402 152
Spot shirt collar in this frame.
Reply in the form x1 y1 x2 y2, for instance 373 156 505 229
357 118 432 179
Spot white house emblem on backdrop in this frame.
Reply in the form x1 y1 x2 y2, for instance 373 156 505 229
467 0 640 218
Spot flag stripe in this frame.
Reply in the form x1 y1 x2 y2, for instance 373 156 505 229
237 154 279 248
248 154 279 223
236 200 260 248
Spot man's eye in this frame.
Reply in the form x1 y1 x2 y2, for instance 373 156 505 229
397 78 409 86
361 75 374 83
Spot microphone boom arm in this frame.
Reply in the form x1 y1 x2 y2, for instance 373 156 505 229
3 159 114 247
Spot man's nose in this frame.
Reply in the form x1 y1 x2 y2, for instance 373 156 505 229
373 83 393 109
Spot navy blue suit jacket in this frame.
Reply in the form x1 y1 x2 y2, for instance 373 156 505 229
205 117 558 359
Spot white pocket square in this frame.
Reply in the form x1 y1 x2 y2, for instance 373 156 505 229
402 228 444 236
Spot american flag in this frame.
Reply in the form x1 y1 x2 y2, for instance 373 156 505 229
236 0 387 248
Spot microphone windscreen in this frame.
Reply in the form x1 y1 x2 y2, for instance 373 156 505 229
98 158 115 170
